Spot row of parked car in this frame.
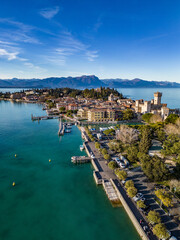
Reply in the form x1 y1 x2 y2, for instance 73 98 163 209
129 188 177 240
112 155 129 169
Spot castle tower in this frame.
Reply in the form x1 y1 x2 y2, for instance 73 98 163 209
154 92 162 105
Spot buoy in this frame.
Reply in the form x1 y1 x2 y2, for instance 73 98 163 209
49 159 51 162
12 182 15 187
15 154 17 157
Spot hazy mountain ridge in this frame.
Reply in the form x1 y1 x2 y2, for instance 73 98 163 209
0 75 180 88
102 78 180 88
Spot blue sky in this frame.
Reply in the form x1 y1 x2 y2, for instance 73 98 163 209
0 0 180 82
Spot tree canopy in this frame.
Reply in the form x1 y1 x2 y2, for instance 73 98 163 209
147 211 161 224
125 180 134 189
115 169 127 180
165 114 179 124
136 200 146 209
141 155 169 182
122 109 134 120
127 187 137 198
153 223 170 239
139 126 152 153
142 113 153 123
108 161 118 170
155 189 172 207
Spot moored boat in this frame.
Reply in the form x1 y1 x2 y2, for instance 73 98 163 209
65 129 71 133
80 145 84 151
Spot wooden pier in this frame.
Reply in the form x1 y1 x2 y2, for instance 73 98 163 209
58 118 65 135
102 179 120 203
71 156 91 164
31 114 60 121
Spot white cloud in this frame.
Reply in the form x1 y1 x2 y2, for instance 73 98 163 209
24 61 43 70
0 48 19 60
0 18 40 44
86 50 98 61
39 6 60 19
54 31 98 62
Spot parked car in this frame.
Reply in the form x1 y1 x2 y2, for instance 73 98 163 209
122 180 126 185
120 162 126 169
169 237 177 240
133 193 144 202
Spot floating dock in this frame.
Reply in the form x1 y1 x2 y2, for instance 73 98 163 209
58 118 65 135
31 114 60 121
102 179 120 203
71 156 91 164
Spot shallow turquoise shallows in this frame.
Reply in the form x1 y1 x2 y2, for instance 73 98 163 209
0 101 140 240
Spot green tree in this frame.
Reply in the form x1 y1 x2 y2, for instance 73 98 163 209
100 148 105 154
115 169 127 181
48 102 55 109
156 129 166 142
102 148 108 155
95 142 101 149
136 200 146 209
125 180 134 189
127 187 137 198
108 140 123 153
122 109 134 120
142 113 153 123
147 211 161 224
141 155 168 181
155 189 172 207
126 145 139 162
165 114 179 124
59 106 65 112
161 134 180 157
137 152 150 163
139 126 152 153
108 161 118 170
103 129 115 136
153 223 170 239
104 154 110 160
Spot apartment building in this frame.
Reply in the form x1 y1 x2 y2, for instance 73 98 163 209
87 108 116 122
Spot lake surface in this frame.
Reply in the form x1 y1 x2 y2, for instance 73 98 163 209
0 100 140 240
117 88 180 109
1 87 180 109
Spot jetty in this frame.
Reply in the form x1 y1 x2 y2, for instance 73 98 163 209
71 156 91 164
102 179 120 203
31 114 60 121
58 118 65 135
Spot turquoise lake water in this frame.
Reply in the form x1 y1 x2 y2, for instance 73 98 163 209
0 100 140 240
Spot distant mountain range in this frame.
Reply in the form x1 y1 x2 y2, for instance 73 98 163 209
102 78 180 88
0 75 180 88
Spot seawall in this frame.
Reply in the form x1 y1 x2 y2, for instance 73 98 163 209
110 179 149 240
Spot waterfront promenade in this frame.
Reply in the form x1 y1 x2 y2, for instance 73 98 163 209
86 140 154 240
81 127 180 240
